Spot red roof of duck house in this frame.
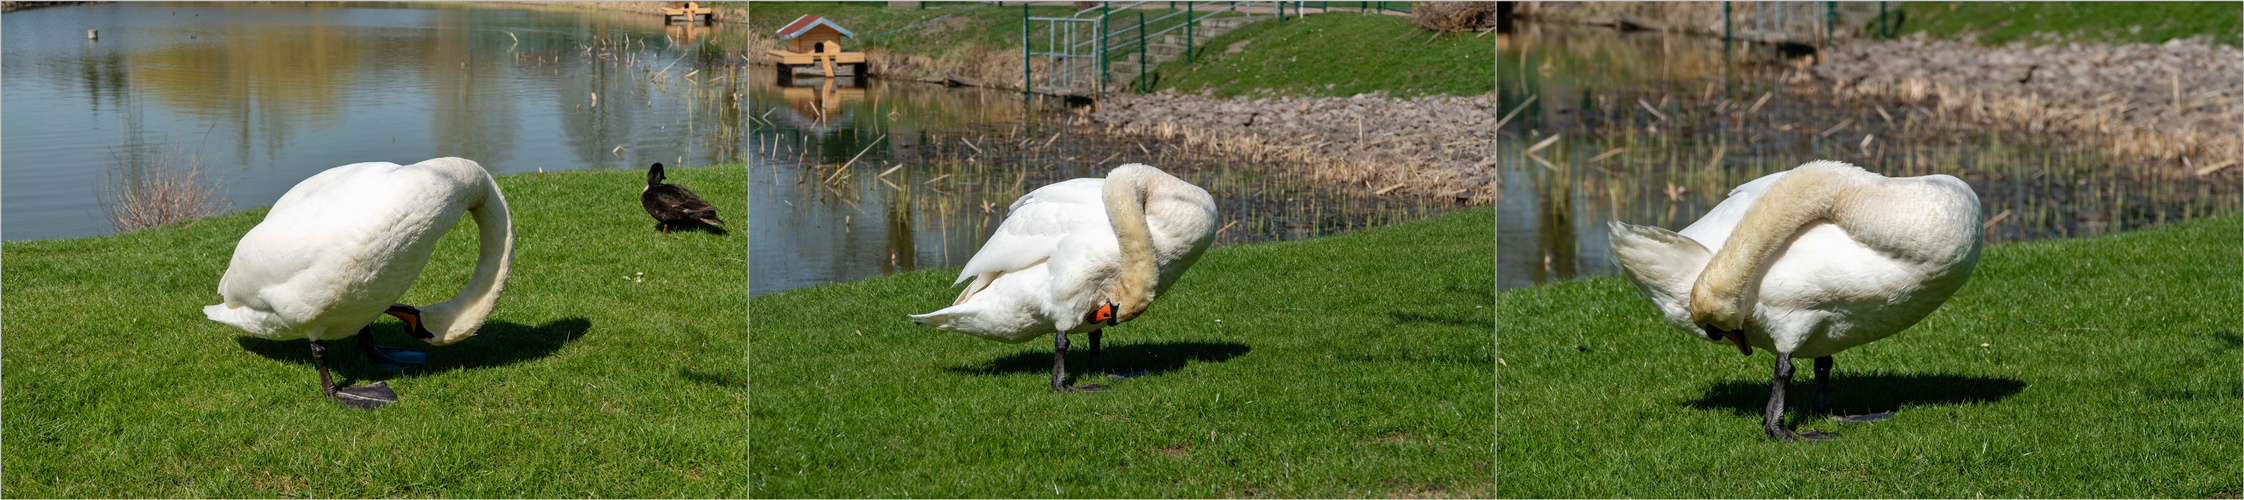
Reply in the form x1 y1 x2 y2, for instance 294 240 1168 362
776 15 856 39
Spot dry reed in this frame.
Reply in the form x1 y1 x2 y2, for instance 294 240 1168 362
1412 2 1497 33
97 142 227 233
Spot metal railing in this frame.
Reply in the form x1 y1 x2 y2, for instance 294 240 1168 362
1026 1 1293 100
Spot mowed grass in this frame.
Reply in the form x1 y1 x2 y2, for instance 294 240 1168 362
1151 12 1495 97
1498 215 2241 497
2 164 747 497
749 208 1494 497
1890 1 2241 47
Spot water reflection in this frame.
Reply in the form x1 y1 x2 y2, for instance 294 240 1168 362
750 71 1463 296
1497 25 2239 291
2 2 745 240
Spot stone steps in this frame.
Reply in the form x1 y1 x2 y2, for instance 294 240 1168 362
1104 14 1269 90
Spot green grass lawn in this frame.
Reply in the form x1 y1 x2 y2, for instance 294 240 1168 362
1498 215 2241 497
2 164 747 498
1888 1 2241 47
749 207 1494 497
1151 12 1495 97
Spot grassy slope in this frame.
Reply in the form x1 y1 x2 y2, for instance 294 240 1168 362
2 164 747 498
1891 1 2241 47
1497 215 2242 497
1152 12 1495 98
749 207 1494 497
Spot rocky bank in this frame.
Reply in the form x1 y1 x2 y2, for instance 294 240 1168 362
1088 91 1496 204
1814 34 2242 176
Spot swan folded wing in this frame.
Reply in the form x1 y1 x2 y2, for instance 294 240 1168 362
952 179 1108 285
1677 170 1789 253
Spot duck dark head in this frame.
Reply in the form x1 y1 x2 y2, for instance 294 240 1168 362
647 163 666 186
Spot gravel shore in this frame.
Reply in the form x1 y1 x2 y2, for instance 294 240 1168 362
1814 34 2241 176
1088 91 1496 204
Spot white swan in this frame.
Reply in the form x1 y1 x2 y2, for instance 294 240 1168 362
204 157 514 409
1608 160 1982 440
911 164 1219 391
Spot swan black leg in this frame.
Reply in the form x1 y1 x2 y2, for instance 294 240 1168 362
1764 352 1798 440
312 340 335 396
1811 356 1834 416
1764 352 1838 441
1087 329 1104 374
315 339 396 410
1078 330 1110 391
1051 330 1072 391
357 325 427 369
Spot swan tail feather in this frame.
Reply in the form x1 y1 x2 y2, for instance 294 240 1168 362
1608 221 1713 332
202 302 294 339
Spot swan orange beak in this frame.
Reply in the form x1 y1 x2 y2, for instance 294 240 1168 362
1703 325 1752 356
385 304 433 339
1089 302 1118 326
1720 329 1752 356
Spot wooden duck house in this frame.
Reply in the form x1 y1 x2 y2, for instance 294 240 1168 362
663 2 715 24
767 15 867 79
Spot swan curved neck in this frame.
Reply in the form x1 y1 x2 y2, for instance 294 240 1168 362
1691 162 1868 331
421 173 514 345
1104 167 1161 322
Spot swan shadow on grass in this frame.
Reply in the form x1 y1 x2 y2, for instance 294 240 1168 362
1685 372 2025 417
238 318 592 382
945 341 1250 385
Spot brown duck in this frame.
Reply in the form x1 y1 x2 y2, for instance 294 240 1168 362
640 163 724 233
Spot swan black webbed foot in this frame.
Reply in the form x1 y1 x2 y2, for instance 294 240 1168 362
311 340 398 410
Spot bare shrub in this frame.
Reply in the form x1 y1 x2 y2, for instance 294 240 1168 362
1413 2 1496 32
97 141 227 233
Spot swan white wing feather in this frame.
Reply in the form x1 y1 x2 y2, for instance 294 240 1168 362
1678 170 1789 253
953 178 1109 285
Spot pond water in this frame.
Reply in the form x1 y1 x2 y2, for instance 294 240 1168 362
2 2 745 241
1497 24 2240 291
748 71 1464 296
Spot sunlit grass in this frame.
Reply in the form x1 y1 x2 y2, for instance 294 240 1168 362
2 164 748 497
750 207 1494 497
1888 1 2240 47
1152 12 1494 97
1497 214 2241 497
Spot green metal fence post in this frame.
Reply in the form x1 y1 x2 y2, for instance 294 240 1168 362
1825 1 1836 46
1878 2 1886 39
1722 1 1732 54
1099 2 1108 98
1186 2 1194 64
1022 4 1031 105
1138 11 1146 92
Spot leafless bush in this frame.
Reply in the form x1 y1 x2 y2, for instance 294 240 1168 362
1413 2 1496 32
97 142 227 233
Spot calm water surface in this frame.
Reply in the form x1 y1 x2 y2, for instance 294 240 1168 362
3 2 745 240
1497 24 2240 291
749 72 1463 296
